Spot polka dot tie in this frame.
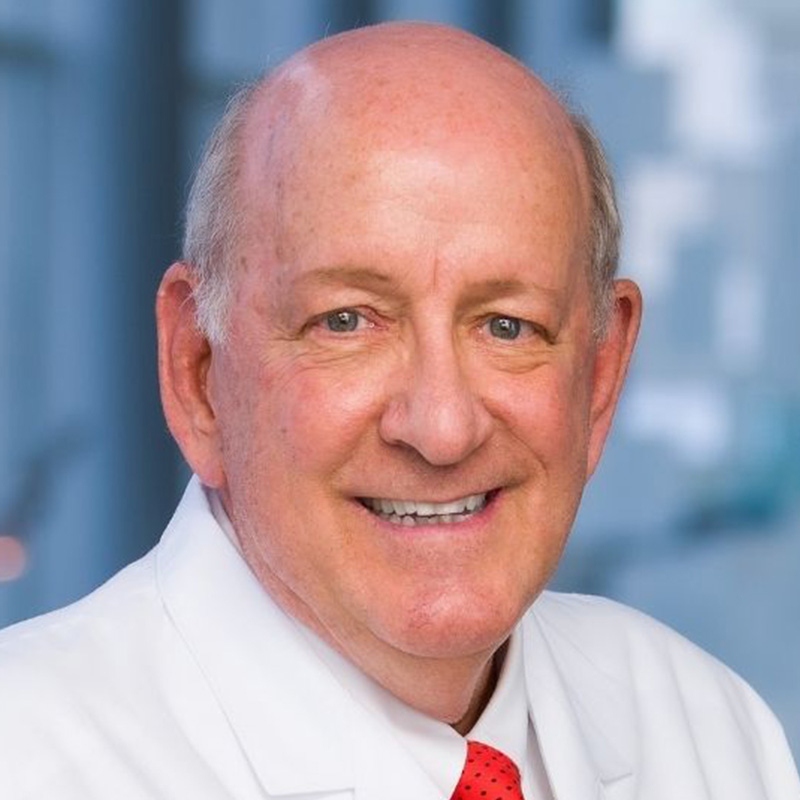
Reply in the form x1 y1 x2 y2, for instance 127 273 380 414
450 740 525 800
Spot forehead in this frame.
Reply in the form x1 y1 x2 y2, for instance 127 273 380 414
236 39 590 294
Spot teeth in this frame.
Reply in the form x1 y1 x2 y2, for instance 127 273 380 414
362 492 489 525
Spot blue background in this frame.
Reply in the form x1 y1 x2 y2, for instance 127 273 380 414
1 0 798 756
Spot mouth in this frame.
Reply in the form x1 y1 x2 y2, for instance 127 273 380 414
357 490 498 526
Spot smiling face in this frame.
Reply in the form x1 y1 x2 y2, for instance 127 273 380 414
211 61 597 659
160 26 640 700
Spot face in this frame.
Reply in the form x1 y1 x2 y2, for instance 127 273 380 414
207 92 613 666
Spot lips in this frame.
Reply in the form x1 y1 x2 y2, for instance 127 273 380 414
358 491 494 526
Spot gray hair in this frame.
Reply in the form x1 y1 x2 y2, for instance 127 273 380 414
569 111 621 338
182 89 620 345
182 84 258 345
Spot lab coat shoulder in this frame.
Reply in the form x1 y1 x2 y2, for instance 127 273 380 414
0 552 259 799
527 591 800 799
0 554 162 736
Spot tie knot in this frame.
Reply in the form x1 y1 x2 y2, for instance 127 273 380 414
450 740 525 800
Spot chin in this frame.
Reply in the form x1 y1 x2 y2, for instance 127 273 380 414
372 586 525 660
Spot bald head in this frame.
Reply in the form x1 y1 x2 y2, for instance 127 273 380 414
183 22 619 343
254 22 578 142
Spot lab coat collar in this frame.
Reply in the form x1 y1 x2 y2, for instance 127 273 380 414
155 477 356 797
524 595 636 800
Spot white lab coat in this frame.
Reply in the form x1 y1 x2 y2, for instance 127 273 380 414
0 478 797 799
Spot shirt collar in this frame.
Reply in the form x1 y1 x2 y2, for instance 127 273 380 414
470 632 529 774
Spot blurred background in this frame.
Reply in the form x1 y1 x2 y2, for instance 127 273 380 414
0 0 798 756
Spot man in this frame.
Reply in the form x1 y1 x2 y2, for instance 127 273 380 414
0 21 797 800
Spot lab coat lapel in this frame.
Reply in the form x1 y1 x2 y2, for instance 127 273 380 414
156 479 356 798
523 597 636 800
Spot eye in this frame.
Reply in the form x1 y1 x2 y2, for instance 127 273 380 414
487 315 523 340
324 308 363 332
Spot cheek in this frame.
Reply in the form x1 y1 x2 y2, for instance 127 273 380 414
487 361 591 461
256 357 391 471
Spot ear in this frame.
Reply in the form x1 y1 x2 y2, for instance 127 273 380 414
156 262 226 487
585 278 642 477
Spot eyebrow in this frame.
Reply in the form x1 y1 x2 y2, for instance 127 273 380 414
455 277 563 313
291 265 398 292
293 265 560 297
460 277 552 299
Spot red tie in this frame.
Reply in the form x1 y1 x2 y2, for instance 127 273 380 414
450 740 525 800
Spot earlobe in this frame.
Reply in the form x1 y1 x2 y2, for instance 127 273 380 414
585 278 643 477
156 262 226 487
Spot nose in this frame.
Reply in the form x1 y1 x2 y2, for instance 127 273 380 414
378 337 493 466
